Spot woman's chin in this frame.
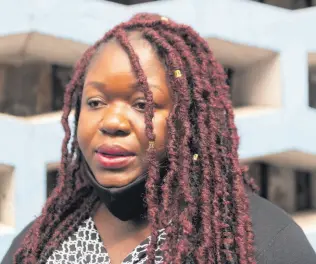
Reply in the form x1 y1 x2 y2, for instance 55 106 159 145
95 170 142 188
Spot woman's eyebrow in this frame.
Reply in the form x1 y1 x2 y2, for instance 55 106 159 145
84 81 165 95
84 81 105 90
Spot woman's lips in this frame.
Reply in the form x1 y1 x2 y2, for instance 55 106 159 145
95 152 136 169
95 144 136 169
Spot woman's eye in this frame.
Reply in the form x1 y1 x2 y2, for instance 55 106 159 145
134 101 146 111
87 100 103 109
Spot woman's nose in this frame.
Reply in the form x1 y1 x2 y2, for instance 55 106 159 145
98 105 131 136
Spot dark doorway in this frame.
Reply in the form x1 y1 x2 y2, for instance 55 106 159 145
224 67 234 104
259 163 269 199
106 0 158 5
47 169 59 198
295 171 312 211
51 65 72 111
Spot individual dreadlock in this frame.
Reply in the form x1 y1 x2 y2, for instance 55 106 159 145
14 13 258 264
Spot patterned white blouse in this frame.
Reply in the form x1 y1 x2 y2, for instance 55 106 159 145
46 217 166 264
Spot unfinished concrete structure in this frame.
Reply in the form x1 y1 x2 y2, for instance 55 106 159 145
1 0 316 258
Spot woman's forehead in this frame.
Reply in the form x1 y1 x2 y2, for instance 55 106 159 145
85 36 166 85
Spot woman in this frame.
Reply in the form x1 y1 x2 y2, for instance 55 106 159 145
2 13 315 264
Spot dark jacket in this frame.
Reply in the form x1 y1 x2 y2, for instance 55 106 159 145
2 192 316 263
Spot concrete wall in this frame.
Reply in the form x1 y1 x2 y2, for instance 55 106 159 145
232 55 281 107
1 0 316 258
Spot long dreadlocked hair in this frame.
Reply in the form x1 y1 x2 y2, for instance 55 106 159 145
14 13 258 264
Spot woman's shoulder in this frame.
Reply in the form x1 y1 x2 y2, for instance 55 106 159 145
248 191 316 263
1 221 34 264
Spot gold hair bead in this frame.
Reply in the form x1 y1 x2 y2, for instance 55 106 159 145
161 16 169 21
193 154 199 161
174 70 182 78
148 141 155 149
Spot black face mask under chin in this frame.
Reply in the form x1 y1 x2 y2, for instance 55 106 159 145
82 161 147 221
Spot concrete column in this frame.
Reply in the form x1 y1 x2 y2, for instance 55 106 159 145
281 46 308 109
267 165 296 213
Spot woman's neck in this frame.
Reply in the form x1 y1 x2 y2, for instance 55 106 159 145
93 203 150 244
93 203 151 263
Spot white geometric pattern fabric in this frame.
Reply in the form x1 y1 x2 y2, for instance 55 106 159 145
46 217 166 264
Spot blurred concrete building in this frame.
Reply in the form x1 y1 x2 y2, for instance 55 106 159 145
1 0 316 258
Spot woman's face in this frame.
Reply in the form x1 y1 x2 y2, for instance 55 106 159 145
77 36 173 187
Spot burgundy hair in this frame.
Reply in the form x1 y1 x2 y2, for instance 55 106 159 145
14 13 258 264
